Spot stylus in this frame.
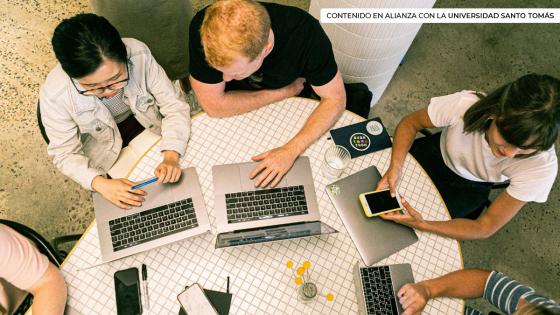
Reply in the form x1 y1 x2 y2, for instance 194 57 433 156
131 177 158 190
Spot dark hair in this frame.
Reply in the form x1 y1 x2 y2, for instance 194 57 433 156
51 13 127 78
463 74 560 153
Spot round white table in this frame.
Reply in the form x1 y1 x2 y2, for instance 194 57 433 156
61 97 464 314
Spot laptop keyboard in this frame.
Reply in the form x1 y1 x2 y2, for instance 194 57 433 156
360 266 399 315
225 185 308 224
109 198 198 252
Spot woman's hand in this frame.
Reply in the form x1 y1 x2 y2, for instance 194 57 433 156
376 163 403 197
380 197 425 229
92 176 146 209
155 150 182 183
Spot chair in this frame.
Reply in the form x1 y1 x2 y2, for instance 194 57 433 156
0 219 81 314
0 220 64 266
298 82 373 118
37 101 50 144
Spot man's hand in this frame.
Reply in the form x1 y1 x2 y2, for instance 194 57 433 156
92 176 146 209
250 145 299 188
398 283 431 315
380 197 425 229
155 150 182 183
282 77 306 99
376 164 402 197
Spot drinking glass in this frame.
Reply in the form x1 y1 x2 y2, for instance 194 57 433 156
321 145 351 179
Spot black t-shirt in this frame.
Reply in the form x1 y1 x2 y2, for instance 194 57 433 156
189 2 338 90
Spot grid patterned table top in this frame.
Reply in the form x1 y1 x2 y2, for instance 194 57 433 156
61 97 464 314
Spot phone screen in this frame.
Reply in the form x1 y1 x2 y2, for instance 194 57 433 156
114 267 142 315
364 190 401 215
178 284 218 315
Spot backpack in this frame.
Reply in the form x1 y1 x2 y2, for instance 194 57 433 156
299 82 372 118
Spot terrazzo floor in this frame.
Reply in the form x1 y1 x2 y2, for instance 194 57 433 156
1 0 558 313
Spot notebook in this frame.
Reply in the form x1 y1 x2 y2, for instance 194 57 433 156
108 129 161 179
329 117 392 158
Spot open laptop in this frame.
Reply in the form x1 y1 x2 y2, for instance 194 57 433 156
93 167 211 262
353 263 414 315
325 165 418 265
212 156 337 248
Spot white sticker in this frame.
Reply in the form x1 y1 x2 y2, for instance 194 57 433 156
329 184 341 196
350 133 371 151
366 121 384 136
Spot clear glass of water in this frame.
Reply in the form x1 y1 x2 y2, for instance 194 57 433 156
322 145 351 179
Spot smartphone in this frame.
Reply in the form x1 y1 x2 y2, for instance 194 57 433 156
359 189 403 217
114 267 142 315
177 283 219 315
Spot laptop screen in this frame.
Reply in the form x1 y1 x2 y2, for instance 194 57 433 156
215 221 337 248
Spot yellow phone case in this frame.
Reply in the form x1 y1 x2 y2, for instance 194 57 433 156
359 190 402 217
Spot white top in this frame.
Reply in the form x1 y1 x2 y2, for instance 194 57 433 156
0 225 49 314
428 90 558 203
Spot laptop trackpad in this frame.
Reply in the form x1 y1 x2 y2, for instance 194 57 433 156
238 162 288 191
140 181 175 210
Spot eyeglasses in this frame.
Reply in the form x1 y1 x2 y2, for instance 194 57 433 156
71 62 129 96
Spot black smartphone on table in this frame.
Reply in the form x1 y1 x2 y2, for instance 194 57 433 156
114 267 142 315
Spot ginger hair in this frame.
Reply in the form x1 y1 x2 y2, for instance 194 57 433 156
200 0 271 67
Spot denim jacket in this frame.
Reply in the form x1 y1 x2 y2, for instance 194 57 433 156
39 38 191 190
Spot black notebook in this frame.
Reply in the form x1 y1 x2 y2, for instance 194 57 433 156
178 288 232 315
329 117 392 158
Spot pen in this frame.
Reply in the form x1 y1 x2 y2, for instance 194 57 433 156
142 264 150 310
131 177 158 190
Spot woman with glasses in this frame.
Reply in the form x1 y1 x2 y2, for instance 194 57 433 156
39 13 191 209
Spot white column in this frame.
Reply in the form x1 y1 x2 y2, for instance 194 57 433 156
309 0 437 106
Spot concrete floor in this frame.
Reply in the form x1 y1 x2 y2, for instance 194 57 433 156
373 0 560 311
0 0 558 313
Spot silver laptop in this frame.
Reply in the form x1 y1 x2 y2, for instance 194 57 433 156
93 167 210 262
353 263 414 315
325 166 418 265
213 156 336 247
